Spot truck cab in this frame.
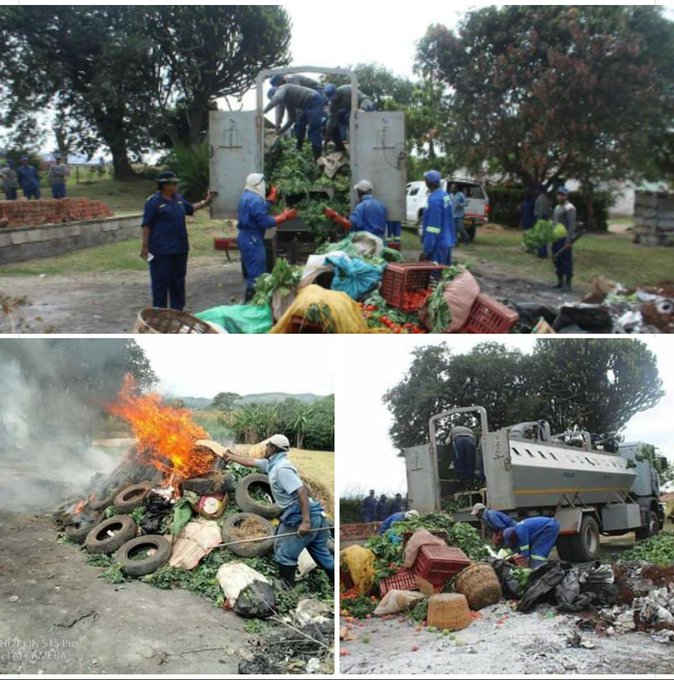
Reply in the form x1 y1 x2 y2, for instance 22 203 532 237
405 406 665 563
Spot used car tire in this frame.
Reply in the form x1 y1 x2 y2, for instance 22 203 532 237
113 482 153 514
221 512 275 558
183 472 236 496
115 535 171 577
84 515 138 554
89 488 120 512
65 513 103 544
234 474 281 519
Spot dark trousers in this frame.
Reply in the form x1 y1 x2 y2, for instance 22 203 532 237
453 436 477 480
51 183 66 199
149 253 188 310
3 188 17 201
21 185 40 200
552 237 573 278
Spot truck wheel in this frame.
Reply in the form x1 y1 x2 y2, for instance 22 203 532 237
555 536 574 562
234 474 281 519
635 509 659 541
567 515 600 562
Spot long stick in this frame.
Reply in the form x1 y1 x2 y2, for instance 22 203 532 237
213 526 331 549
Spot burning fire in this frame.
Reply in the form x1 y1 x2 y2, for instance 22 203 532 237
73 498 88 514
108 375 214 482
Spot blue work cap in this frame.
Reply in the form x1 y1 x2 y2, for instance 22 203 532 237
424 170 442 184
270 75 283 87
267 87 277 101
557 186 570 195
324 83 336 98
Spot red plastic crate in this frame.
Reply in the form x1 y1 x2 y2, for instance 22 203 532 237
461 293 519 334
412 545 471 585
380 263 446 312
379 568 419 597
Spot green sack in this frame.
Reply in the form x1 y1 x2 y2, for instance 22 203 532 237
195 304 273 334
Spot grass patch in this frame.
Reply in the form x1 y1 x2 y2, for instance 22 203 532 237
402 226 674 289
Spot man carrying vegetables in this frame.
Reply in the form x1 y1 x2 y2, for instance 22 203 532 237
324 179 390 242
551 187 576 292
420 170 454 265
223 434 334 590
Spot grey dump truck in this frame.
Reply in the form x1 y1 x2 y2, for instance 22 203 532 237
208 66 407 222
404 406 668 562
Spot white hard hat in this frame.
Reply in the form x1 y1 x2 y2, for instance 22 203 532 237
268 434 290 451
354 179 373 193
405 510 420 519
471 502 486 516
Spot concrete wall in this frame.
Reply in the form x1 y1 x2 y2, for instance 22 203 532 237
0 215 142 265
634 192 674 247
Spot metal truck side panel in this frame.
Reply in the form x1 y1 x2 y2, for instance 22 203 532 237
619 442 659 498
554 508 584 534
483 430 516 510
404 444 438 514
601 504 642 531
351 112 407 221
209 111 260 219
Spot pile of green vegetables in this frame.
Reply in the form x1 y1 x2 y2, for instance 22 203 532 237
265 138 351 239
252 258 303 306
522 219 566 250
621 533 674 567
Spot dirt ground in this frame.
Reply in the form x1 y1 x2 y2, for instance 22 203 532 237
0 511 252 674
339 600 674 675
0 250 575 334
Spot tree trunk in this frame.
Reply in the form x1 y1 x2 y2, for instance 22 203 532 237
428 138 436 160
585 192 595 231
186 100 207 147
109 140 136 181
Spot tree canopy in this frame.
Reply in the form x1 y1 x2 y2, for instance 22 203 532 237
384 340 663 452
415 5 674 190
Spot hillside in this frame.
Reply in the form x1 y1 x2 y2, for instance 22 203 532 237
172 393 327 410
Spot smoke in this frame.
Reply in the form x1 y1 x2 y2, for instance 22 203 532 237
0 340 138 513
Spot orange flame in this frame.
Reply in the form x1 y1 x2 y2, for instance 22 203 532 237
108 375 213 482
73 498 87 515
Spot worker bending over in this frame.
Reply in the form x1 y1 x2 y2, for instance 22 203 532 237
471 502 516 532
379 509 419 534
500 516 560 569
223 434 334 589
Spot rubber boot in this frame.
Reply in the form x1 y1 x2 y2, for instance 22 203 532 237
563 275 572 292
278 564 296 590
553 275 563 290
244 287 255 303
324 568 334 585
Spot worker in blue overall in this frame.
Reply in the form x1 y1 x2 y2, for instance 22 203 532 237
361 489 377 523
379 509 419 534
140 171 215 310
324 84 375 152
236 173 296 302
16 156 41 199
421 170 454 265
324 179 389 242
501 517 561 568
223 434 334 590
471 502 516 533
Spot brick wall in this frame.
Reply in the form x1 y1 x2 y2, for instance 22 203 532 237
0 198 113 228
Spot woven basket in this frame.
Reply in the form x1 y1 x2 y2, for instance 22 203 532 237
133 308 222 334
453 563 502 610
427 593 471 631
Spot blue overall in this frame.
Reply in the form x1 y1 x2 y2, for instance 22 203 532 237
236 190 276 295
482 509 516 532
255 453 333 572
376 499 389 521
142 191 194 310
505 517 560 568
361 495 376 523
350 194 388 240
294 92 325 158
453 435 477 480
17 165 41 199
386 221 402 242
388 497 403 515
421 188 454 265
51 183 66 199
379 511 406 534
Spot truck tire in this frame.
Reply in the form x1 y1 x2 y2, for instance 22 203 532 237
84 515 138 554
113 482 152 514
65 513 103 544
635 509 659 541
567 515 600 562
234 474 281 519
555 535 574 562
221 513 275 558
115 535 171 577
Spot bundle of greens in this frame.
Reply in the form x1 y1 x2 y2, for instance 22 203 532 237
252 257 303 306
522 219 566 251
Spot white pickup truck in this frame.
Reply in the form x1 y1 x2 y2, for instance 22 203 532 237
406 177 490 242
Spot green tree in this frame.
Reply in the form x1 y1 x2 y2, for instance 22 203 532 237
291 405 314 449
303 396 334 452
416 5 674 218
210 392 241 412
348 63 416 110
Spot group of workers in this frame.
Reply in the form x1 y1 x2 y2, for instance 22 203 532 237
522 184 577 292
361 490 407 523
1 154 69 201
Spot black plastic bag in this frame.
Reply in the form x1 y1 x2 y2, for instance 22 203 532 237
517 562 570 613
553 304 613 333
511 302 560 333
555 563 619 612
139 491 173 534
233 580 277 619
492 559 526 600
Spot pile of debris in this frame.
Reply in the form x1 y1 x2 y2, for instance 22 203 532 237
53 380 334 674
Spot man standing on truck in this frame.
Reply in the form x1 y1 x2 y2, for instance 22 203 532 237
236 173 297 302
222 434 334 590
449 424 478 481
421 170 454 265
501 516 560 568
264 84 325 160
551 187 576 292
471 502 516 533
361 489 376 523
324 84 375 153
324 179 389 241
